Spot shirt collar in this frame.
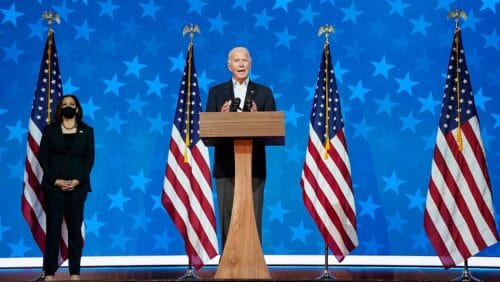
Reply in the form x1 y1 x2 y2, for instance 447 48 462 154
232 78 249 86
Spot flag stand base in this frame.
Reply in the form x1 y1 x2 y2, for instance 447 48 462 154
315 244 336 280
452 271 481 282
179 264 201 280
452 260 481 282
315 269 336 280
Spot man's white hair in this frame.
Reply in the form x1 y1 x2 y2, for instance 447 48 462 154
227 47 252 64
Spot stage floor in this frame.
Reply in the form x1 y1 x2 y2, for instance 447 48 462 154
1 266 499 281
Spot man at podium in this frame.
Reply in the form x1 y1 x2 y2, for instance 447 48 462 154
206 46 277 251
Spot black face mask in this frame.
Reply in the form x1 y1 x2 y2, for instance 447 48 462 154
61 107 77 118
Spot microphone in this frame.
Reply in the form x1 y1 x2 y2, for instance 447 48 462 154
243 91 255 112
231 97 241 112
243 98 252 112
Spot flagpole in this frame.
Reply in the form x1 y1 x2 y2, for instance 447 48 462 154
318 24 334 160
446 9 480 282
315 24 337 281
316 244 336 280
181 23 200 163
178 23 203 281
40 11 60 124
447 9 467 152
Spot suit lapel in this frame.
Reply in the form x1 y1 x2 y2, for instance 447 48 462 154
245 81 257 101
223 80 234 101
70 125 85 155
55 125 67 153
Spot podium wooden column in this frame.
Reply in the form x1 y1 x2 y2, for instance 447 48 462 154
199 112 285 280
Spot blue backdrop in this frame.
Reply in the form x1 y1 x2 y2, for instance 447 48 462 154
0 0 499 259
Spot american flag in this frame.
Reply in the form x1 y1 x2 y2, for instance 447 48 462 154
21 31 67 260
300 42 358 261
424 28 499 269
161 43 219 269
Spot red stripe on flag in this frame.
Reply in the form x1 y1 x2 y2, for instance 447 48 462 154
21 194 46 253
163 137 217 268
308 139 355 235
190 145 217 230
301 174 346 261
167 142 216 253
301 162 353 261
442 131 488 250
301 135 357 260
330 130 353 187
326 132 356 226
423 210 454 267
305 138 356 250
461 123 499 238
430 144 473 260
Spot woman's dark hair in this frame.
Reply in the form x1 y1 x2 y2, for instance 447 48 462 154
53 94 84 124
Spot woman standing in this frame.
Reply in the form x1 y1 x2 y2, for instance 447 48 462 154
39 94 95 281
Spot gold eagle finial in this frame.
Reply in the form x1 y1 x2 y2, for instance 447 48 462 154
448 9 467 28
41 11 60 31
183 23 200 43
318 24 335 44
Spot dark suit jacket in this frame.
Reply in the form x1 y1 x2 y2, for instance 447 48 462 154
206 80 276 178
39 122 95 192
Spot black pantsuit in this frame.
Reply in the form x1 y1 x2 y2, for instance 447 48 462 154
39 122 94 276
44 187 87 275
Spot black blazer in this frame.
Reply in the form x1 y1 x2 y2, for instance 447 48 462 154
206 80 276 178
39 122 95 192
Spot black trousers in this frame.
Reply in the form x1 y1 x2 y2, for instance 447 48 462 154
43 187 88 276
215 177 265 252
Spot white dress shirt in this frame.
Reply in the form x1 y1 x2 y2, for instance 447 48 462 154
232 78 248 112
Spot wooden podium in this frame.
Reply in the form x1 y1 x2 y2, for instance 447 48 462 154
199 112 285 280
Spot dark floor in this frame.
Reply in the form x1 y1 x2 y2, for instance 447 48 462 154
1 265 499 281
